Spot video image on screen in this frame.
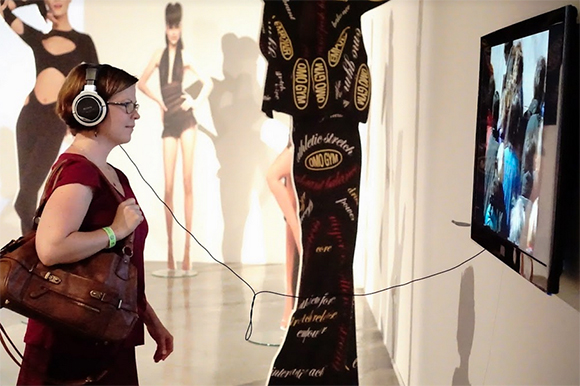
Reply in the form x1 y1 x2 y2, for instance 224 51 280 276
471 5 578 295
480 31 549 263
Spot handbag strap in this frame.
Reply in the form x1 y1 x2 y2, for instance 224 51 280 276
32 158 70 230
0 322 23 367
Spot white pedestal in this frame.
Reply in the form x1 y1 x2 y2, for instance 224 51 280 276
151 269 199 278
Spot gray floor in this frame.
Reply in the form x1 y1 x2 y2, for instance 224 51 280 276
0 262 399 386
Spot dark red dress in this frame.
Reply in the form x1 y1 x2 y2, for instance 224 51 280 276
17 153 148 386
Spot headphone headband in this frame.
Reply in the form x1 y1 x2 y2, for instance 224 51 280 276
72 65 107 127
85 66 98 86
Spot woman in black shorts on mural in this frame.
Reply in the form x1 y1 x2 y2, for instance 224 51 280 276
1 0 99 233
138 2 212 271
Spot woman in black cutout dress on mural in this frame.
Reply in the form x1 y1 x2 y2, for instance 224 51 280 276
138 2 212 272
1 0 98 234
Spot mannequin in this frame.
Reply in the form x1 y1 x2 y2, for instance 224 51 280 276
259 1 390 384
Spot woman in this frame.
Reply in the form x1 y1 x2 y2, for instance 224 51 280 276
0 0 99 234
266 143 301 329
17 63 173 385
138 2 212 272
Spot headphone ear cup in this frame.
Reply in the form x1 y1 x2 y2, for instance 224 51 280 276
72 89 107 127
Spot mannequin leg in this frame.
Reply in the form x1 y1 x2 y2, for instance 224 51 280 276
266 146 302 252
267 145 302 329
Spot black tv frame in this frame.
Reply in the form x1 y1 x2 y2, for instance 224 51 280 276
470 5 579 295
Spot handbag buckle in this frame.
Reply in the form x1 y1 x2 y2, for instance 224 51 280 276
44 272 61 284
122 246 133 258
90 290 105 300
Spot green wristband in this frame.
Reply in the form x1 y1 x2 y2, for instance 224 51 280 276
102 227 116 249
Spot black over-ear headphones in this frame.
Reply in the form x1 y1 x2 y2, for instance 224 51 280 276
72 65 107 127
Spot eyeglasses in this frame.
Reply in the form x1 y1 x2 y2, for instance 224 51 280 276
107 101 139 114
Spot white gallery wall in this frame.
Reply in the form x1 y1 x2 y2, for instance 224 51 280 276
357 1 580 385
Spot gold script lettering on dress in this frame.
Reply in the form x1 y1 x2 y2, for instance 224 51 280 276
312 58 329 109
293 58 310 109
328 27 350 67
355 64 371 111
274 20 294 60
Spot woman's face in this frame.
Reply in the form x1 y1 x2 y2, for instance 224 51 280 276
166 23 182 46
44 0 71 18
100 85 140 145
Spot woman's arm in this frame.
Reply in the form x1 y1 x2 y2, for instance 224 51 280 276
1 0 26 35
142 301 174 363
36 183 143 266
138 48 166 111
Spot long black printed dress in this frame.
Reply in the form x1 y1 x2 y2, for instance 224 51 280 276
259 1 389 384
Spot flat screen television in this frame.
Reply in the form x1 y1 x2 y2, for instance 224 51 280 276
471 5 579 295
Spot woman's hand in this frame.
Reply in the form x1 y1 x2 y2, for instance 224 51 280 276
143 302 174 363
181 94 197 111
45 9 57 24
147 320 174 363
110 198 143 239
158 99 167 112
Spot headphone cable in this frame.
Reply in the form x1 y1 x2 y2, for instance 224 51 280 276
120 146 484 346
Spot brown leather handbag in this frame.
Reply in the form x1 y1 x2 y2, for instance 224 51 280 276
0 159 139 343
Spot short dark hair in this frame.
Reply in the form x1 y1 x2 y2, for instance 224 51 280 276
165 2 182 27
56 63 138 133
